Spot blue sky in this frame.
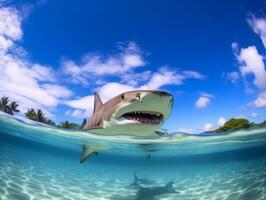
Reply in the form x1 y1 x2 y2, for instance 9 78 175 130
0 0 265 132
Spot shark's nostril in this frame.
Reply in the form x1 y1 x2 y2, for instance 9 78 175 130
135 94 142 102
136 94 141 99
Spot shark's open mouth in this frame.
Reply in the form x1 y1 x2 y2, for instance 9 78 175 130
121 111 163 125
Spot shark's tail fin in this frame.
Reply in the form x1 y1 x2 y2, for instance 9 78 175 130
133 171 138 181
166 181 173 187
128 172 141 188
165 181 178 193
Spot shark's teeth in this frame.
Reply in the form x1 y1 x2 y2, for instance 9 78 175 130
121 111 163 125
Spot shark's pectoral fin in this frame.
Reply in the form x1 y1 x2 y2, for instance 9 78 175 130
155 130 167 136
80 145 95 163
80 143 110 163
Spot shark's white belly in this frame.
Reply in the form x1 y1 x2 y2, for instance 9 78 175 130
92 119 160 137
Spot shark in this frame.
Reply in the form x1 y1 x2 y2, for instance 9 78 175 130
135 181 178 200
82 90 173 135
80 90 174 163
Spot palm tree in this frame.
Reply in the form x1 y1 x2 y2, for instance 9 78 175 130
0 96 10 113
36 109 46 123
58 120 71 128
45 119 56 126
8 101 20 115
25 108 56 126
58 120 79 129
25 108 37 121
0 96 20 115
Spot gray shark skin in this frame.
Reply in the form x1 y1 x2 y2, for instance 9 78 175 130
80 90 173 163
83 90 173 136
79 143 109 163
135 181 178 200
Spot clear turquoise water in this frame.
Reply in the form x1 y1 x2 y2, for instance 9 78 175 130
0 113 266 200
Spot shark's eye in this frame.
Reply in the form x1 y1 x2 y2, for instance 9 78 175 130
121 94 125 100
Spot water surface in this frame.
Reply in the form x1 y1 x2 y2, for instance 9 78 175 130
0 113 265 200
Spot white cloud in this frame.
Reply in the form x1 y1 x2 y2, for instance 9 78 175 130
217 116 226 127
232 42 266 108
251 112 258 118
42 84 71 98
254 91 266 107
66 95 94 111
199 92 213 98
248 16 266 48
97 82 135 102
235 16 266 108
231 42 239 51
0 35 13 51
65 110 71 116
0 53 72 112
227 71 240 83
121 70 152 86
0 7 22 40
182 70 205 80
31 64 56 82
72 109 86 118
140 68 184 90
122 68 204 90
195 96 211 108
0 6 72 115
204 123 213 131
123 54 144 67
202 117 226 132
237 46 266 90
62 41 204 89
62 42 145 85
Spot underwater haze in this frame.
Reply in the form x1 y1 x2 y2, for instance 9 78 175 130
0 113 266 200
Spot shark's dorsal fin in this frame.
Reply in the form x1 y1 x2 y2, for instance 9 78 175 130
93 92 103 113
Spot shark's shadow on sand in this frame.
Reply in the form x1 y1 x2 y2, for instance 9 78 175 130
110 172 179 200
129 171 156 187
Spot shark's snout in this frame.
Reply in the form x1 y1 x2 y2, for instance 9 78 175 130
150 91 174 108
116 90 173 126
151 90 173 97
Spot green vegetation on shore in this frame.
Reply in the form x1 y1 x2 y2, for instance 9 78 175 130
1 96 80 129
57 121 80 129
25 108 56 126
0 96 20 115
209 118 266 133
